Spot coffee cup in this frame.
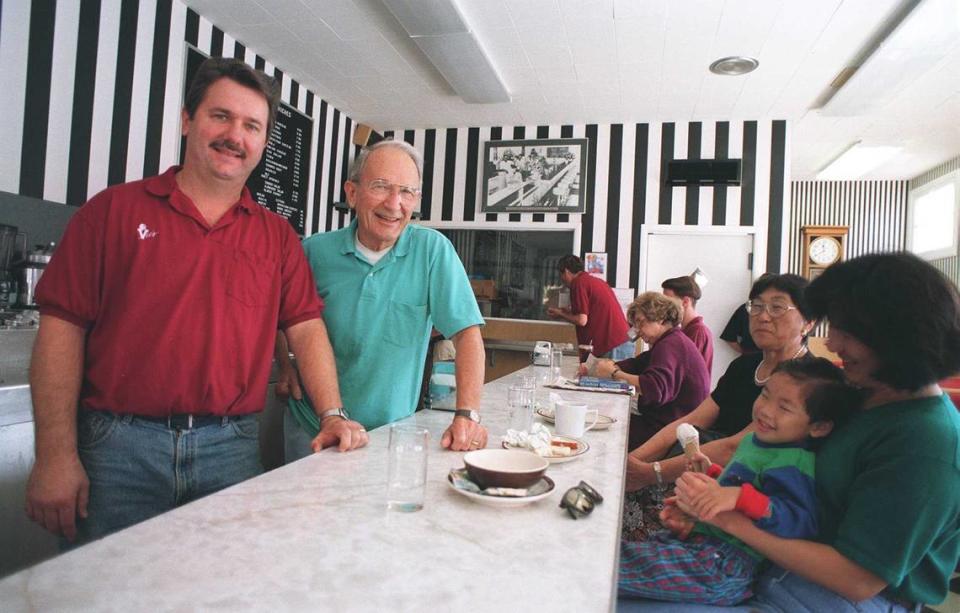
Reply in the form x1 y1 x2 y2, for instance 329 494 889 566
554 401 599 438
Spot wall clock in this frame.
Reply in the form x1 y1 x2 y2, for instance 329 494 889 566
801 226 848 279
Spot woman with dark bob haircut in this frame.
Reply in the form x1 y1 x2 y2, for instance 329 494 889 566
661 253 960 612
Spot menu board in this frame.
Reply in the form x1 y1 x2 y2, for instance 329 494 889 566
246 103 312 235
184 46 313 235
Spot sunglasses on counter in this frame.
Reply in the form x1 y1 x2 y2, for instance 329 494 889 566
559 480 603 519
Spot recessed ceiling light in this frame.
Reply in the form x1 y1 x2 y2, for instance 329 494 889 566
709 56 759 76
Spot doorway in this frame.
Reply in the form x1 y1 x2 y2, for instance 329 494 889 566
639 226 756 387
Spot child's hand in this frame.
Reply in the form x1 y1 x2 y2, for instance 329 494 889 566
685 450 712 474
576 363 588 376
659 496 696 540
675 472 740 521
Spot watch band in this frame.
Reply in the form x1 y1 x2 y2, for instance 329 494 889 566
318 407 349 421
652 461 663 486
453 409 481 424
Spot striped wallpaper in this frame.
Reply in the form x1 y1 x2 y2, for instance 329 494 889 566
788 181 909 275
342 120 791 290
0 0 359 239
910 155 960 287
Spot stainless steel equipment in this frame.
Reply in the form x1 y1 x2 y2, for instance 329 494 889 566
18 243 53 307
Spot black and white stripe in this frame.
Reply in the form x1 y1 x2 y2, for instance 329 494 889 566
788 181 909 276
379 120 789 289
1 0 358 240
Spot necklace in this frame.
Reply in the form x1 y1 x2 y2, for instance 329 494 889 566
754 345 807 386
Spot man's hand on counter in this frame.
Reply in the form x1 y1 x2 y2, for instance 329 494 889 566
311 417 369 452
25 453 89 541
441 417 488 451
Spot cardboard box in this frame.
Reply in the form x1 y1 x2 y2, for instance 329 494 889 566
545 287 570 309
470 279 497 300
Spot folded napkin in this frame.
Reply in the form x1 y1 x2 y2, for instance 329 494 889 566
449 468 530 497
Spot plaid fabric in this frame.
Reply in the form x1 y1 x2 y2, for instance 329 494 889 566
619 532 758 605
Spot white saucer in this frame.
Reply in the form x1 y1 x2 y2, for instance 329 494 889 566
501 435 589 464
446 471 555 507
535 407 617 430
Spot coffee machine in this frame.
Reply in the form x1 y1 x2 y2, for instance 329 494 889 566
0 224 26 308
18 243 54 307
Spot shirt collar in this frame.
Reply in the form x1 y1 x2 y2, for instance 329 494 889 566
146 166 258 216
340 218 413 258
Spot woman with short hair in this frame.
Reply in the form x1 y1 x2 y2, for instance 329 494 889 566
594 291 711 451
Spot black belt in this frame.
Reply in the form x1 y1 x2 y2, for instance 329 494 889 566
135 414 235 430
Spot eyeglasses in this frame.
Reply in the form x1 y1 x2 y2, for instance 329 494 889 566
745 300 798 318
559 480 603 519
363 179 421 204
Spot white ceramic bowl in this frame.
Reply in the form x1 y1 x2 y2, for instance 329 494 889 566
463 449 549 489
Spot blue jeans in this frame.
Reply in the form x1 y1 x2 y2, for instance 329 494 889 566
605 339 637 361
616 565 920 612
284 405 315 463
71 410 262 548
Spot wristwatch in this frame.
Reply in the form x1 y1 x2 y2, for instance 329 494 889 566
453 409 482 424
318 407 349 421
652 461 663 486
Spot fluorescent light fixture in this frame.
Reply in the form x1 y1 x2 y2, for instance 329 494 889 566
822 0 960 116
381 0 511 104
816 142 902 180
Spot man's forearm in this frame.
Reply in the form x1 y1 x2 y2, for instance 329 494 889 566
30 316 86 459
284 318 343 412
452 326 485 409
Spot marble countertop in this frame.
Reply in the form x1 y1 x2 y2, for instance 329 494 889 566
0 361 630 612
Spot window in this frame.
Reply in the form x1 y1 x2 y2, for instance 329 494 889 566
908 171 959 260
440 229 574 321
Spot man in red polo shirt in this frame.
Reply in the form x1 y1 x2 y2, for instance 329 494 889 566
547 255 634 361
25 58 366 547
661 275 714 375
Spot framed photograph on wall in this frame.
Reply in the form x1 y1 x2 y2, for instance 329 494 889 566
584 252 607 280
481 138 589 213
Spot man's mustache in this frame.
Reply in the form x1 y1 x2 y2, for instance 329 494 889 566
210 139 245 158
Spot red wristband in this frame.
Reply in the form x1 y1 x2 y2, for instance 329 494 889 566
735 483 770 520
706 463 724 479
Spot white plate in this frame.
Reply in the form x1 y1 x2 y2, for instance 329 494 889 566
501 435 590 464
535 407 617 430
446 471 556 507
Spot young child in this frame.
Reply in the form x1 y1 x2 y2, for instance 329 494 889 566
617 357 861 605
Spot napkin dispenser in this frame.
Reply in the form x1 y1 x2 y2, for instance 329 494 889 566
429 361 457 410
532 341 552 366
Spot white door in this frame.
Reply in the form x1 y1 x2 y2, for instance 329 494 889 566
641 229 756 388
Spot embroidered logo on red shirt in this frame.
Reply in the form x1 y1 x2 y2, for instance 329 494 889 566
137 223 158 240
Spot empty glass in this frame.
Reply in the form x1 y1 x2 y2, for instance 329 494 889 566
386 425 429 512
551 348 564 382
507 386 534 433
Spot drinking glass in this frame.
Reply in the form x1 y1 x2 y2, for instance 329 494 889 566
386 425 429 512
551 348 565 382
507 386 534 433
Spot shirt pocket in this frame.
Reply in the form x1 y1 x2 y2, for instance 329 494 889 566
383 300 428 348
226 250 276 308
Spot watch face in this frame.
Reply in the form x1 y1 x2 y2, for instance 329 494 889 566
809 236 841 265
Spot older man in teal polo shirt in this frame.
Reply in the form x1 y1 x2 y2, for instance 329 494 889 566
278 139 487 458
